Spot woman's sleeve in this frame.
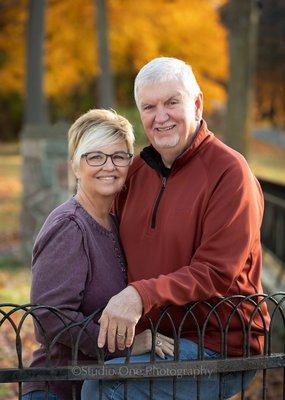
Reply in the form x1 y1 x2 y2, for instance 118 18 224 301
31 217 100 358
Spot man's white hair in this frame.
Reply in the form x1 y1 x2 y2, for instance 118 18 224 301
134 57 201 107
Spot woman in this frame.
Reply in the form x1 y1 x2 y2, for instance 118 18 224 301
22 109 174 400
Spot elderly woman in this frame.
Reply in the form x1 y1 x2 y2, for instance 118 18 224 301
22 109 174 400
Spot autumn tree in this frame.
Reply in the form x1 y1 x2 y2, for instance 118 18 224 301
95 0 114 108
256 0 285 128
0 0 27 139
25 0 47 124
0 0 228 137
224 0 261 156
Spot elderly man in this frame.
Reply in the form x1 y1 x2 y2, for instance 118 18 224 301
82 57 269 399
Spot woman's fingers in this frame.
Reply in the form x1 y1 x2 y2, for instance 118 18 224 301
155 333 174 358
155 346 166 359
156 333 174 344
161 343 174 357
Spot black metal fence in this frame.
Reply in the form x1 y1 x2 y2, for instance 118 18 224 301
259 178 285 268
0 293 285 399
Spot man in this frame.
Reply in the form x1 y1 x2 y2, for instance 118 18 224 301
82 57 269 399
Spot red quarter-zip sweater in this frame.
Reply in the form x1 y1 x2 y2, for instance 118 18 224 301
115 120 270 356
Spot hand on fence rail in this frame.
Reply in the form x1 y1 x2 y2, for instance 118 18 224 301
0 293 285 400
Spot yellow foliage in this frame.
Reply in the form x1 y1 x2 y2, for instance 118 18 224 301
108 0 228 108
0 0 27 93
0 0 228 109
45 0 98 96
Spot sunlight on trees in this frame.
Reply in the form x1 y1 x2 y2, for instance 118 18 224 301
0 0 227 111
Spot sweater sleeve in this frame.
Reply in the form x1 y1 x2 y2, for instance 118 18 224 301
31 217 100 358
130 160 264 314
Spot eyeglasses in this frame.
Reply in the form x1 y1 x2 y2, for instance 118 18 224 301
82 151 133 167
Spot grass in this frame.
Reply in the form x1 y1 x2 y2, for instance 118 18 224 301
0 257 30 304
0 143 21 241
248 139 285 184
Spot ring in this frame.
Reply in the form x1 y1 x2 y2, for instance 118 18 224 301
117 333 125 337
156 339 162 347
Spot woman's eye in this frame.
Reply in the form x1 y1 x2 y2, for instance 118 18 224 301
113 153 127 161
89 154 104 161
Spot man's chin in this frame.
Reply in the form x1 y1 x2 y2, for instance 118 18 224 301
154 136 180 149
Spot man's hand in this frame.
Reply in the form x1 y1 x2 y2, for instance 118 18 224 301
97 286 143 352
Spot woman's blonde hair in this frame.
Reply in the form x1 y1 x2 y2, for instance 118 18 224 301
68 109 134 170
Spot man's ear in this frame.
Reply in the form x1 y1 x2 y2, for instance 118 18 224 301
195 92 203 120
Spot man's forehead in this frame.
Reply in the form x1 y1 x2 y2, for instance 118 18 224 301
138 81 185 103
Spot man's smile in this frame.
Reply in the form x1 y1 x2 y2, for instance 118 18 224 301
155 124 176 132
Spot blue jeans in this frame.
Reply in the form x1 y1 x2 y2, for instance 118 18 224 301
22 391 61 400
81 339 255 400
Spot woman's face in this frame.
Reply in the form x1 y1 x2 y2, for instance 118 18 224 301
76 141 130 199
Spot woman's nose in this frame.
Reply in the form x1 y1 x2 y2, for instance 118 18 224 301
102 156 116 170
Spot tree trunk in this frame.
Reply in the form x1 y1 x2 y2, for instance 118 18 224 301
95 0 114 108
21 0 69 263
25 0 48 124
224 0 261 157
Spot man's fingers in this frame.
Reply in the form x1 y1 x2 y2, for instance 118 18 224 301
97 315 109 348
125 324 136 347
107 320 118 353
116 325 127 350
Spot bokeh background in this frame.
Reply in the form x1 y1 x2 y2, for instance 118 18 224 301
0 0 284 398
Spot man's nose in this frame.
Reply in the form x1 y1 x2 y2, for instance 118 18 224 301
154 106 169 124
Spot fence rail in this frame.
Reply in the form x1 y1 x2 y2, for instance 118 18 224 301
259 178 285 269
0 293 285 399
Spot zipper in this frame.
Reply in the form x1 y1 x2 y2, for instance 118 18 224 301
151 177 167 229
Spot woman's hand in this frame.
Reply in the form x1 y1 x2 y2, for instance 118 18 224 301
131 329 174 358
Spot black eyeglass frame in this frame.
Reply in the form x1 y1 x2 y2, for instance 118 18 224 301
82 151 133 167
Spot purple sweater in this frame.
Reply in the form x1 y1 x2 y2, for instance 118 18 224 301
23 197 127 400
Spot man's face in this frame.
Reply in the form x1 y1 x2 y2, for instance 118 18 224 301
137 80 203 158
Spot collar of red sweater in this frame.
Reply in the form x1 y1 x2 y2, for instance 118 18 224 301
140 119 213 177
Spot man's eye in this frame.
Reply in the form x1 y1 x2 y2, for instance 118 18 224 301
143 105 153 111
169 100 178 105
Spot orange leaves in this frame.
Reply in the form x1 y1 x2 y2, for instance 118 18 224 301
0 0 27 94
45 0 98 96
0 0 228 109
107 0 228 109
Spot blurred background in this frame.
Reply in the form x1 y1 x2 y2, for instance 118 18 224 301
0 0 284 398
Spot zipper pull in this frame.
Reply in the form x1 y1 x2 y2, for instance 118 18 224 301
162 177 167 188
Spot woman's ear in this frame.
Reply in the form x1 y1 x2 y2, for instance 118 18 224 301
70 160 80 180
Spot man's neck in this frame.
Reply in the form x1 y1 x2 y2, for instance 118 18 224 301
161 152 178 168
